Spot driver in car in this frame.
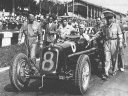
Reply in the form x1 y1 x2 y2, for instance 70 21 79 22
57 18 75 40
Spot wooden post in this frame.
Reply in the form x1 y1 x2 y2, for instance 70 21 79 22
12 0 15 15
39 0 41 14
94 7 95 19
97 8 99 17
91 6 92 18
87 4 88 19
28 0 31 12
56 0 59 17
49 0 50 14
73 0 74 17
99 8 101 17
67 1 68 14
95 8 97 18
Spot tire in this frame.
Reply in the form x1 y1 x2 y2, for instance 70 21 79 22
75 54 91 94
9 53 30 91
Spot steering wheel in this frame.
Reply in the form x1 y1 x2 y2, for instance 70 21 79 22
66 35 80 39
70 30 79 35
50 31 57 34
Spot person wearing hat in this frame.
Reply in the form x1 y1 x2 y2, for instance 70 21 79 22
18 13 43 74
90 11 123 80
101 11 123 79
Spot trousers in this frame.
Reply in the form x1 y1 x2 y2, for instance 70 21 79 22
25 43 37 64
104 39 119 75
118 46 125 69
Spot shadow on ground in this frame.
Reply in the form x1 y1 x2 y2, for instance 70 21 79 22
4 67 105 95
4 79 78 95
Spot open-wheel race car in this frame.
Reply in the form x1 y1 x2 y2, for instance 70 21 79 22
9 30 102 95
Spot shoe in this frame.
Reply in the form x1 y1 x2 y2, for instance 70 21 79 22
112 71 117 76
120 68 124 72
117 68 119 71
102 74 108 80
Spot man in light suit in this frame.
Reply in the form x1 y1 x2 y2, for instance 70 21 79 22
18 13 43 74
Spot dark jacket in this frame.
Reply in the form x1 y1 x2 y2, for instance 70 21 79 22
45 22 57 42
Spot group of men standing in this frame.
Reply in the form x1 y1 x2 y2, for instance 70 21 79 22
17 13 76 73
92 10 127 80
17 11 127 79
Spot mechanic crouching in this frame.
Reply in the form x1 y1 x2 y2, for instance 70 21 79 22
18 13 43 74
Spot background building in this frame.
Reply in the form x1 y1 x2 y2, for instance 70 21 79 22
0 0 126 20
68 0 126 19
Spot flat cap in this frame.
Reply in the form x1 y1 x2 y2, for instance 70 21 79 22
102 10 116 18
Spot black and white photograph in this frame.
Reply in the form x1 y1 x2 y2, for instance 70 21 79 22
0 0 128 96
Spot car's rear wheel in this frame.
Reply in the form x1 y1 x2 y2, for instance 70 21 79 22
9 53 30 91
75 54 91 94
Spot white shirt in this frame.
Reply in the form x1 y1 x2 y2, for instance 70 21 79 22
49 22 52 27
72 22 78 28
59 24 75 39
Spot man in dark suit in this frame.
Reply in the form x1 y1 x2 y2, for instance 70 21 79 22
45 15 57 45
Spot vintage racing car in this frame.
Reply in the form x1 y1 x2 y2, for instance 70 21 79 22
9 30 102 95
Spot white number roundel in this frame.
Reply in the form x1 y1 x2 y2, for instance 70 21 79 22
65 41 76 53
42 51 54 71
70 42 76 53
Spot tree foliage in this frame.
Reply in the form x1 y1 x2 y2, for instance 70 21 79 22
0 0 66 16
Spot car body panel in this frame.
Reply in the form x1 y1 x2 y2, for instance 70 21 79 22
39 37 98 75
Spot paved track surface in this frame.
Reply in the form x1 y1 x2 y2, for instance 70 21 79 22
1 43 128 96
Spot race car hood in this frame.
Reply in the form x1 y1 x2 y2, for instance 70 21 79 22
53 40 87 56
54 41 74 55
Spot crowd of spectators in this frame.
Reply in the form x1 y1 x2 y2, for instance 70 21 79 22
0 12 99 32
0 14 27 31
35 13 97 29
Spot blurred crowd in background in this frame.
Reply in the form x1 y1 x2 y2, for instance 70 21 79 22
0 13 98 31
0 14 26 31
0 12 127 32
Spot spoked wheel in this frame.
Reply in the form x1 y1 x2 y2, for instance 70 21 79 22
75 54 91 95
9 53 30 91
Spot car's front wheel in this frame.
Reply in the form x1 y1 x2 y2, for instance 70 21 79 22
75 54 91 94
9 53 30 91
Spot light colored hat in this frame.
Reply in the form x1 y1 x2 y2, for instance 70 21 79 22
102 10 116 18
